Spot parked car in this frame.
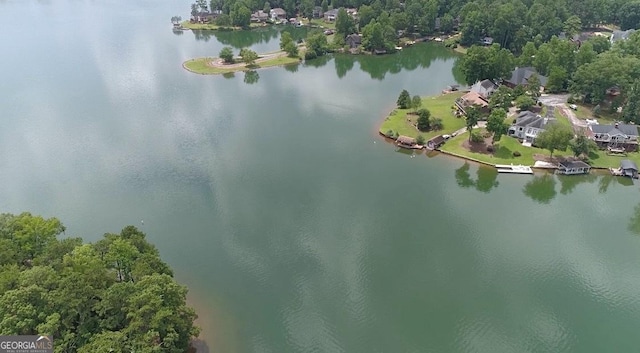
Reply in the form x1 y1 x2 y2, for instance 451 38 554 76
569 104 578 111
323 29 334 35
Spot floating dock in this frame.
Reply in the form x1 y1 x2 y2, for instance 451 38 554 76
495 164 534 174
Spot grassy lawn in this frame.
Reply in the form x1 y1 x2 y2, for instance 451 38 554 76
440 133 565 165
541 106 572 129
309 18 336 30
183 54 302 75
379 92 465 140
573 103 620 124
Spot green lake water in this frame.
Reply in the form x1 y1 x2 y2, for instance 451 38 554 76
2 1 640 352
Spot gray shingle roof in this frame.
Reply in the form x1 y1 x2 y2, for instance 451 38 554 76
559 160 590 169
505 67 549 87
590 123 639 136
513 111 552 129
611 29 636 43
621 159 638 171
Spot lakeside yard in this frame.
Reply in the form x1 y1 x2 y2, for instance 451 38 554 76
379 91 465 140
180 21 265 30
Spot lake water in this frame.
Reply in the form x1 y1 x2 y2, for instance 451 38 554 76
2 1 640 352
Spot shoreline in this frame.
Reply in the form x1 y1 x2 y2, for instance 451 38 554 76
183 52 302 75
376 92 633 171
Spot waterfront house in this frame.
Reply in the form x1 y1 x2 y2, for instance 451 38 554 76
588 122 639 151
346 34 362 49
610 29 636 44
251 10 269 22
396 135 417 149
502 67 548 90
324 9 339 21
270 8 287 20
191 11 217 23
620 160 639 178
482 37 494 45
455 91 489 115
557 160 591 175
507 110 555 145
470 79 498 99
427 135 446 150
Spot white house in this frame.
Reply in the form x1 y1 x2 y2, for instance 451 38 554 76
507 110 555 146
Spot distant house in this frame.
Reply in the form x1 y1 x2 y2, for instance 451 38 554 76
557 160 591 175
455 91 489 115
324 8 339 21
270 8 287 20
620 159 639 178
346 34 361 49
482 37 494 45
470 79 498 99
502 67 548 89
251 10 269 22
191 11 217 23
396 135 418 149
346 8 358 18
313 6 324 18
507 110 555 145
589 122 639 151
610 29 636 44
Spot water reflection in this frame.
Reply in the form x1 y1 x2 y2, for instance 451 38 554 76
558 174 597 195
191 27 308 48
173 29 184 36
523 174 557 204
304 55 332 69
222 72 235 79
243 70 259 84
283 62 299 73
334 55 354 79
454 163 498 192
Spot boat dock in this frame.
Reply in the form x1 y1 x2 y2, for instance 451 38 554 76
495 164 534 174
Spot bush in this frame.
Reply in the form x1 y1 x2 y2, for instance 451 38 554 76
304 50 318 60
430 117 443 130
386 129 394 137
567 95 576 104
487 145 494 152
513 151 521 157
416 135 426 145
470 130 484 143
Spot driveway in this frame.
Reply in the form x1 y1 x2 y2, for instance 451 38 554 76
538 94 587 131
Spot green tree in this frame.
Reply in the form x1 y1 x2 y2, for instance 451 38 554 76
570 133 598 158
622 80 640 124
576 42 596 68
430 117 443 130
284 41 299 57
321 0 328 12
526 73 542 98
301 0 314 18
417 108 431 131
586 35 611 53
219 46 234 63
306 31 328 57
535 123 574 158
460 45 514 85
546 66 568 93
335 8 356 38
563 15 582 37
263 1 271 14
240 48 259 66
465 105 481 141
486 108 509 142
489 85 514 110
571 52 640 104
519 42 537 67
411 95 422 112
416 135 426 145
396 89 411 109
516 95 536 111
358 5 376 27
440 14 455 33
619 1 640 30
230 3 251 27
280 32 294 51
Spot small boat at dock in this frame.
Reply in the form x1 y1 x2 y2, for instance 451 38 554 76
495 164 533 174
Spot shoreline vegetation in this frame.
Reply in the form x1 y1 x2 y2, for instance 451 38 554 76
183 50 302 75
379 92 640 169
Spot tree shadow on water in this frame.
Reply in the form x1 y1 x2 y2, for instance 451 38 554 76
523 174 557 204
454 163 499 192
243 70 259 84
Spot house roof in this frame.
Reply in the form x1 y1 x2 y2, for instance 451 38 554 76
621 159 638 171
505 67 548 87
252 10 269 19
470 79 497 98
397 135 416 145
459 91 488 107
512 111 553 129
482 37 494 45
346 34 361 43
590 123 639 136
559 160 590 169
611 29 636 43
271 8 286 15
428 135 446 145
324 8 339 16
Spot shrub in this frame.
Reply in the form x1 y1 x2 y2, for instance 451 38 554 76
304 50 318 60
567 95 576 104
392 131 399 139
386 129 394 137
487 145 494 152
430 117 443 130
416 135 425 145
470 130 484 143
513 151 521 157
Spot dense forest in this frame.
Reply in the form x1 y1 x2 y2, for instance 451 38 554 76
0 213 199 353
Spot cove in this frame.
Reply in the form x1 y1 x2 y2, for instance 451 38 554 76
2 2 640 353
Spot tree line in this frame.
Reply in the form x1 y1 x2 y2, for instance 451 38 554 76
0 212 199 353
